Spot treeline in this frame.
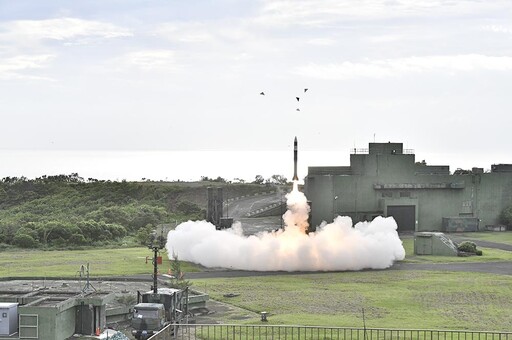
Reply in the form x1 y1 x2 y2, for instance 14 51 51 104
0 174 206 249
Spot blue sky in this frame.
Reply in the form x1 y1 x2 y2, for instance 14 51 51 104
1 0 512 172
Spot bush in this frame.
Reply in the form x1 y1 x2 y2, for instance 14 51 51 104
13 234 38 248
457 241 478 254
0 243 13 251
70 233 87 246
176 201 202 215
499 205 512 227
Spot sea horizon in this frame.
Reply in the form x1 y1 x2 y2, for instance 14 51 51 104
0 149 348 183
1 149 508 183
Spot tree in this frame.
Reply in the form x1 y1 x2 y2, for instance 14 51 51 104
168 252 191 289
176 201 202 215
499 205 512 227
136 224 154 245
13 234 38 248
253 175 264 184
70 233 87 246
270 174 288 185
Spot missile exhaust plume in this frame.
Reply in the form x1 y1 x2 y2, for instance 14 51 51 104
166 184 405 272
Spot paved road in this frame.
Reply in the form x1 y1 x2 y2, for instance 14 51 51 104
224 191 284 235
179 233 512 278
225 192 282 219
180 260 512 279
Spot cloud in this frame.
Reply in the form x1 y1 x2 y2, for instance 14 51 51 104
481 25 512 34
294 54 512 79
1 17 132 42
256 0 512 27
307 37 337 46
0 54 55 80
120 50 182 72
154 23 215 43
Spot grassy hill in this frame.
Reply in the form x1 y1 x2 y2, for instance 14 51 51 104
0 174 273 250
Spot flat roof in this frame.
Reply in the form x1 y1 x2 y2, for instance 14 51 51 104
0 302 18 308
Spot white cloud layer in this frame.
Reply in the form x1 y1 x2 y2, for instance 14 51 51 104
0 54 54 80
258 0 512 26
119 50 182 72
1 0 511 166
295 54 512 79
482 25 512 34
1 17 132 41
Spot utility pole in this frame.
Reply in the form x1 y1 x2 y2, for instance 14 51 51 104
148 231 165 294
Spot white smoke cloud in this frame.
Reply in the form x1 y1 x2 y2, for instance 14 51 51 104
166 185 405 271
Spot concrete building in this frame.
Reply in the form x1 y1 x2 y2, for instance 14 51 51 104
304 142 512 232
0 283 115 339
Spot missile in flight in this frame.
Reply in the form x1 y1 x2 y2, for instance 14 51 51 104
293 136 298 181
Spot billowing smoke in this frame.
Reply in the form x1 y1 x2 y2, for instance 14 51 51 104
166 183 405 271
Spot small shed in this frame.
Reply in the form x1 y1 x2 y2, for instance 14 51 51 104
0 302 18 336
442 217 479 232
414 232 458 256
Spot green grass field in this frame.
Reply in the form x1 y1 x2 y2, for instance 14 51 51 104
452 231 512 245
1 233 511 332
401 237 512 263
0 246 200 277
1 233 511 277
193 270 512 332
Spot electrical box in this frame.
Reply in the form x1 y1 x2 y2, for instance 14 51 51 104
0 302 18 336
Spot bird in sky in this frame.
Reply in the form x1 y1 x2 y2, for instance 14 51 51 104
260 92 265 95
304 88 308 93
296 97 300 102
296 108 300 111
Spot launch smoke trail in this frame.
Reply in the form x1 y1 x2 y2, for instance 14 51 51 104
166 183 405 271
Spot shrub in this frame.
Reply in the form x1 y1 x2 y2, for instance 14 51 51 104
176 201 202 215
499 205 512 227
13 234 38 248
70 233 87 246
457 241 478 254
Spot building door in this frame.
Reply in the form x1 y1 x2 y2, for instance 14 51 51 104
387 205 415 231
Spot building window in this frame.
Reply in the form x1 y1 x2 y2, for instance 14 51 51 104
400 191 411 198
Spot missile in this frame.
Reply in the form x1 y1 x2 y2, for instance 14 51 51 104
293 136 298 181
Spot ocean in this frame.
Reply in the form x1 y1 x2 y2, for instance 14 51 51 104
0 150 347 183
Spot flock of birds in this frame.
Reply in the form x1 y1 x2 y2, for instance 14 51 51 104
260 88 308 111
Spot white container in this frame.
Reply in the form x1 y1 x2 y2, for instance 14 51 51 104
0 302 18 336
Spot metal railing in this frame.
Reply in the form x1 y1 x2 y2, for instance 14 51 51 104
351 149 415 155
149 324 511 340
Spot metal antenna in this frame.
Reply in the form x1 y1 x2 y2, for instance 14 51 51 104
149 229 165 294
362 307 368 340
79 263 96 294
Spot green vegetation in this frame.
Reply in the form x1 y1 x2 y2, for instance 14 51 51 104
0 174 271 249
0 235 510 277
193 270 512 331
401 238 512 263
453 231 512 245
457 240 483 256
0 232 510 332
499 205 512 228
0 247 200 277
